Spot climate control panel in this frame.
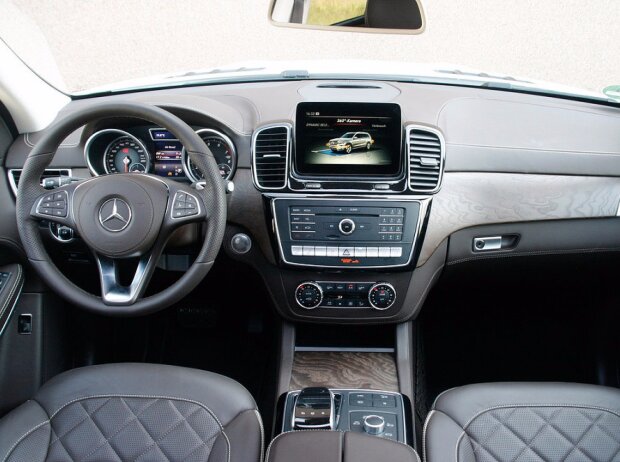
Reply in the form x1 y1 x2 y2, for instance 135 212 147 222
295 281 396 310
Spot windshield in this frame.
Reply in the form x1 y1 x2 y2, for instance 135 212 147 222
340 133 355 138
1 0 618 101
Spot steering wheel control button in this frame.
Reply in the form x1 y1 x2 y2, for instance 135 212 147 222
368 283 396 310
295 282 323 309
338 218 356 235
37 190 68 217
172 191 200 218
230 233 252 254
98 198 132 232
363 415 386 435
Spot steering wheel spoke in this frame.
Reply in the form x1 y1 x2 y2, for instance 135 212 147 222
30 183 78 228
95 248 162 305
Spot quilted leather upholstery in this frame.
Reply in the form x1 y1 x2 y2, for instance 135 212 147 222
424 383 620 462
0 364 263 462
466 406 620 462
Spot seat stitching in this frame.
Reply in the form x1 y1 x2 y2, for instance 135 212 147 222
471 410 547 462
462 403 620 429
506 409 556 462
1 420 49 462
117 397 170 462
179 431 221 462
454 431 466 462
142 400 215 461
50 397 113 445
536 408 602 461
79 397 161 461
253 409 265 462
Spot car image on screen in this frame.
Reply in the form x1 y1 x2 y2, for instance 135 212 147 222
328 132 374 153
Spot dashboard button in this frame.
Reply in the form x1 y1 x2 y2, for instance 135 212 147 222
291 246 303 256
302 246 315 256
354 247 367 257
339 247 354 257
326 247 339 257
390 247 403 257
378 247 391 257
314 246 327 256
366 247 379 257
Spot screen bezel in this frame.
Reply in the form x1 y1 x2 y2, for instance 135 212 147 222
293 102 404 179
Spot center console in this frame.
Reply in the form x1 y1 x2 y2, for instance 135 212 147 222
282 388 409 443
250 100 444 323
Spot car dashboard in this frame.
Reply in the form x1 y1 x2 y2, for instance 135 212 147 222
2 79 620 324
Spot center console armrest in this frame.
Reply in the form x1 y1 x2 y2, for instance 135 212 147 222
266 431 420 462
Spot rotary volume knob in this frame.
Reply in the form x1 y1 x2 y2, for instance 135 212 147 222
295 282 323 309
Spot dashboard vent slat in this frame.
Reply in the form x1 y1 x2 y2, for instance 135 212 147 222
407 126 445 193
8 168 72 196
252 125 290 190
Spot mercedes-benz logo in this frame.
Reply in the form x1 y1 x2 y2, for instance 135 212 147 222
98 198 132 232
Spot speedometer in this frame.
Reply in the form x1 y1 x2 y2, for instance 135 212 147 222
104 136 151 174
183 129 236 182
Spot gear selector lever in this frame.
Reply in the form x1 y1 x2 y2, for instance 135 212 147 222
293 387 335 429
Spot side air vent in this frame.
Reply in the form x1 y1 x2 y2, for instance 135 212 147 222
406 126 445 193
252 124 290 190
8 168 72 195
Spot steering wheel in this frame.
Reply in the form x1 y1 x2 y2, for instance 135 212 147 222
15 102 227 316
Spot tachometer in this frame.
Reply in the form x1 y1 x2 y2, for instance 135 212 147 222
183 129 236 182
104 136 151 174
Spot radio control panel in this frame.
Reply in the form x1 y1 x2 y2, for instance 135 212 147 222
272 199 421 268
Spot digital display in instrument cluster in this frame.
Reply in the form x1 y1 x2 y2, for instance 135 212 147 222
154 142 185 177
150 129 186 178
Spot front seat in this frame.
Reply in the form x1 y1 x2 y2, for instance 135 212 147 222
0 363 263 462
424 382 620 462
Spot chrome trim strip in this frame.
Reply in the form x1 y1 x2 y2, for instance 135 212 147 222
294 347 395 353
182 128 237 182
405 124 446 194
251 123 291 190
0 266 24 338
271 196 430 269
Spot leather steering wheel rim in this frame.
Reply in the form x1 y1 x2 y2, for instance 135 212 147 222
15 102 227 316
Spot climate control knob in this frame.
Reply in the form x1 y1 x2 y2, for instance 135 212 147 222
363 415 386 435
368 283 396 310
295 282 323 309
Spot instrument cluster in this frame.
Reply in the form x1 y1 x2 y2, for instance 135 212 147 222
84 126 237 182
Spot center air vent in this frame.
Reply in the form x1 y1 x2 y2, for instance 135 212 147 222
406 126 444 193
252 125 290 190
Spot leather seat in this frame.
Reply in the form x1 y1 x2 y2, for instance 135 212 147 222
424 382 620 462
0 363 263 462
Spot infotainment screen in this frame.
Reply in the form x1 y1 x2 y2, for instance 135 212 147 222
294 102 402 178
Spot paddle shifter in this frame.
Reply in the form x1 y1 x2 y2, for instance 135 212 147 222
293 387 335 429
